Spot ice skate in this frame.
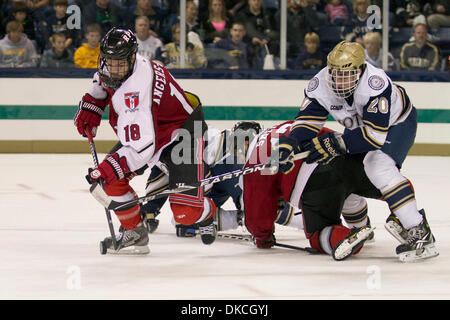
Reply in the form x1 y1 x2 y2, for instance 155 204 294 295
142 211 160 234
385 213 408 244
100 223 150 255
396 210 438 262
332 226 375 261
176 224 198 237
198 218 217 245
236 210 244 227
365 217 375 243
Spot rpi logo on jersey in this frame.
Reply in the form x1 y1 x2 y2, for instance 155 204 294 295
124 92 140 110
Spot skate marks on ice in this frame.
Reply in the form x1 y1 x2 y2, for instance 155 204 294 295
1 154 450 299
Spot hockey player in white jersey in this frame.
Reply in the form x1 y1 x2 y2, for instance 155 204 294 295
273 40 438 262
73 28 217 254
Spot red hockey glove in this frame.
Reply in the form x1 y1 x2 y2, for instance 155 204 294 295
86 153 131 186
254 234 276 249
74 93 108 137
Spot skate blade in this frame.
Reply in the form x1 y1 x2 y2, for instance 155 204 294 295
365 230 375 244
333 227 376 261
385 221 407 244
107 245 150 255
398 243 439 262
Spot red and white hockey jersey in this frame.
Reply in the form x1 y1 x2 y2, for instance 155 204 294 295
88 54 196 172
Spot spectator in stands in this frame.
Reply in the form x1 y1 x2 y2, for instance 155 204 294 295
26 0 50 12
164 0 202 43
293 32 325 69
227 0 247 18
325 0 348 26
83 0 122 36
163 22 207 69
363 31 394 70
8 1 36 43
39 31 74 67
24 0 51 22
392 1 426 28
343 0 373 45
185 0 201 32
123 0 163 38
135 16 165 64
0 20 38 67
73 23 101 68
44 0 82 49
427 1 450 32
307 0 328 26
236 0 278 58
214 21 252 69
400 23 440 71
201 0 233 45
274 0 319 59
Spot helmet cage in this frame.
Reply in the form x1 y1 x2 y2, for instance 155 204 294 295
97 28 138 89
325 67 361 99
98 55 135 89
228 121 262 164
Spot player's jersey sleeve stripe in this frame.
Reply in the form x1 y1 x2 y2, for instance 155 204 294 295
294 115 328 122
362 119 389 133
292 122 322 133
361 127 384 149
393 84 412 123
290 96 329 144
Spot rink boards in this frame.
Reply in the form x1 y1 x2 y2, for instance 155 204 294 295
0 78 449 155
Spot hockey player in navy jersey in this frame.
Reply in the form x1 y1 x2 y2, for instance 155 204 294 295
273 40 438 262
73 27 217 254
142 122 306 237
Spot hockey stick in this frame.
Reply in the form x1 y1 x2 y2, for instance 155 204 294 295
85 127 118 251
89 150 310 211
217 233 319 254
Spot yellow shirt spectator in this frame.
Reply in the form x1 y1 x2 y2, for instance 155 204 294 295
74 24 102 68
74 43 100 68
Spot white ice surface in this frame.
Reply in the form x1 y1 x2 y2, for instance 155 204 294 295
1 154 449 300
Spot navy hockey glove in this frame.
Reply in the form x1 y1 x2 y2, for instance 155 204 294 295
271 136 301 174
305 132 346 165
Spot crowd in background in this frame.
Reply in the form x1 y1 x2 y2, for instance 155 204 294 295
0 0 449 71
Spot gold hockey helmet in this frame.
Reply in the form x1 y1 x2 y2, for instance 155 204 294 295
326 41 366 98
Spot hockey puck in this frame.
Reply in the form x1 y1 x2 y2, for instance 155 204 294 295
99 241 107 255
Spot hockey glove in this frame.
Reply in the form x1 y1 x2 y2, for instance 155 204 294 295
254 234 276 249
74 93 108 137
270 135 301 174
304 132 346 165
86 153 131 186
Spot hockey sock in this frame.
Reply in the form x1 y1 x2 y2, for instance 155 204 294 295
381 180 422 229
342 204 368 228
215 208 240 231
105 179 141 230
115 204 142 231
309 225 361 256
